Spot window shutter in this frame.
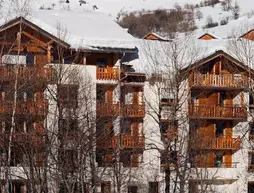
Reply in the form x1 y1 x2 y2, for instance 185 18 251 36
224 151 232 168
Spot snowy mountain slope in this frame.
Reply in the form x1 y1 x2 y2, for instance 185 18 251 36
34 0 203 17
1 0 254 41
31 0 254 39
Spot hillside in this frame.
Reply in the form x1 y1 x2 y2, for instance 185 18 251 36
1 0 254 39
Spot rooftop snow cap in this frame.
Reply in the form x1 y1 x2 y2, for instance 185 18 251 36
26 10 136 52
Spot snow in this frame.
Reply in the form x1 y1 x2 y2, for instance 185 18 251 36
27 10 136 50
34 0 203 18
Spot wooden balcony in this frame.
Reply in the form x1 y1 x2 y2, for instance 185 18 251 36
0 100 48 116
96 135 145 149
121 135 145 148
190 136 240 150
96 102 119 117
189 104 247 120
96 102 145 117
96 136 119 149
0 133 45 148
0 66 54 83
96 67 119 81
121 104 145 117
189 72 248 89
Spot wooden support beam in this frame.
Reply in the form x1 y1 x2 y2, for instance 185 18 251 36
21 31 48 48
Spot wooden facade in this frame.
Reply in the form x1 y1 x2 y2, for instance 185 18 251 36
188 51 247 168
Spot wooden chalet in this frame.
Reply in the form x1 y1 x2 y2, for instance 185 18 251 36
198 33 218 40
0 10 145 192
142 32 169 41
239 29 254 40
184 50 250 168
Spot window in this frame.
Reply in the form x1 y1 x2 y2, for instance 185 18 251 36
161 151 178 167
215 153 223 167
249 182 254 193
189 180 198 193
160 88 174 104
101 181 111 193
125 91 133 104
26 53 34 65
96 87 106 101
120 151 131 167
9 181 28 193
96 58 107 68
58 150 78 173
128 185 138 193
149 182 159 193
250 123 254 140
10 151 24 167
216 123 225 137
59 119 78 133
249 152 254 170
58 85 78 107
159 121 177 140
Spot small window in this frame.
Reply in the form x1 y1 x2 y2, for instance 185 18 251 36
59 119 78 133
9 181 28 193
216 123 225 137
58 149 78 173
58 85 79 107
128 185 138 193
249 152 254 170
189 180 198 193
101 181 111 193
26 53 34 65
249 182 254 193
161 151 178 166
149 182 159 193
250 123 254 140
96 58 107 68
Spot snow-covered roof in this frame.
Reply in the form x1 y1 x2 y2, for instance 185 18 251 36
142 32 169 41
130 36 254 74
198 32 220 40
28 10 136 51
0 10 136 51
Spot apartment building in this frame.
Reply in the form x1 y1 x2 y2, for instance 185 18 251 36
0 9 253 193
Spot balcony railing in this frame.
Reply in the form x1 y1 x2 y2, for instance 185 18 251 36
0 100 48 116
121 135 145 148
96 102 145 117
96 102 119 117
0 133 45 147
96 135 145 149
194 162 238 168
121 104 145 117
0 66 54 82
96 67 119 80
189 72 248 88
189 104 247 120
190 136 241 150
